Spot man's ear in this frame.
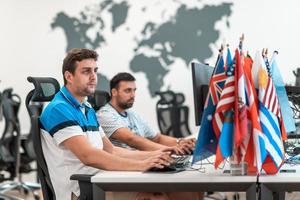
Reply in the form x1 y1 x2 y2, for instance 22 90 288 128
111 88 117 97
64 71 73 84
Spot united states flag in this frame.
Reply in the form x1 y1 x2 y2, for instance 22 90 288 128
213 48 234 138
258 52 285 171
261 77 280 117
213 49 235 167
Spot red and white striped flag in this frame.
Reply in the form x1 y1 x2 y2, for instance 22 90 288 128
234 49 249 161
213 48 235 167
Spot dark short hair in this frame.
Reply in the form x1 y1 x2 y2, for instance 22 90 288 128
62 48 98 85
110 72 136 91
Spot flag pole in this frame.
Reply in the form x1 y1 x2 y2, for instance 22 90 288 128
239 33 244 52
214 44 224 67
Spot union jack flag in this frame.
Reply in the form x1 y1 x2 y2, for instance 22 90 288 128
213 48 234 138
193 54 227 164
207 71 228 106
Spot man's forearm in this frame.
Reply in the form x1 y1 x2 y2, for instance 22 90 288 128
126 136 167 151
81 148 145 171
112 146 153 160
152 134 177 146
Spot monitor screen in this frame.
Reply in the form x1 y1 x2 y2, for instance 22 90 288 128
285 85 300 138
191 62 214 126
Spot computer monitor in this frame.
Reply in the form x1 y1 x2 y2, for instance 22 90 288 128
191 62 214 126
285 85 300 138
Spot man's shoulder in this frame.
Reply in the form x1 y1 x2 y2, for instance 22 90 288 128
40 95 74 122
45 97 72 113
126 109 141 118
99 103 116 114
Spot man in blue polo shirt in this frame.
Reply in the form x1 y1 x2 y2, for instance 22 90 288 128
40 48 173 200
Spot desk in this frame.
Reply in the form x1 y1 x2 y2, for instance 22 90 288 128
259 164 300 200
89 170 257 200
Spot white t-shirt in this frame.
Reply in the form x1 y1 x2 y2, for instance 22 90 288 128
98 103 157 149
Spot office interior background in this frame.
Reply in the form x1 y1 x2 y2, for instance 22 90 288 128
0 0 299 136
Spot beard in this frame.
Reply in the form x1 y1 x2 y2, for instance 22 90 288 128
118 99 134 110
81 86 96 96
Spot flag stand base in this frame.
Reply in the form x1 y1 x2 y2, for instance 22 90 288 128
230 158 247 175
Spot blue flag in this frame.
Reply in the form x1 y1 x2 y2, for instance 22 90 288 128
270 52 296 133
193 55 227 163
219 110 234 157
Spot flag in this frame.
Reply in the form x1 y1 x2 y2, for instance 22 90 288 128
256 51 285 173
234 49 248 161
224 47 233 72
252 52 279 174
193 54 227 163
213 48 233 137
218 111 234 155
252 52 261 89
215 110 234 168
213 48 235 167
270 51 295 134
244 55 257 101
243 54 266 173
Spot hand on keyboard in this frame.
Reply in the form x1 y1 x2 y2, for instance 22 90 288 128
145 155 191 173
176 138 196 155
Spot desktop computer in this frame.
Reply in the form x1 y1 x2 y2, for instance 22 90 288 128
147 62 214 173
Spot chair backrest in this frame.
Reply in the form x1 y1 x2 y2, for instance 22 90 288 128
23 90 44 160
0 91 2 121
88 90 110 111
0 88 21 178
1 88 21 140
27 76 60 200
155 91 192 138
25 90 44 118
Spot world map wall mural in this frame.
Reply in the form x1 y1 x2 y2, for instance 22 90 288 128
51 0 233 97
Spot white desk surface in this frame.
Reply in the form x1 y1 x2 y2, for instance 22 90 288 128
89 161 257 200
259 164 300 183
91 168 257 184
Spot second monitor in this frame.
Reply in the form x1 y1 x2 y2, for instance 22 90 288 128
191 62 214 126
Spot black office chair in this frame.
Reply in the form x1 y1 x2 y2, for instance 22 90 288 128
155 90 192 138
0 88 38 200
0 91 2 122
20 90 43 168
26 76 61 200
88 90 111 111
27 77 99 200
0 89 21 180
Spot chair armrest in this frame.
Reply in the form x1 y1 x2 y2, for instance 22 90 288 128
70 174 93 200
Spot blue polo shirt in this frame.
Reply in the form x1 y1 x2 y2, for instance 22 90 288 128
40 86 99 138
40 86 105 200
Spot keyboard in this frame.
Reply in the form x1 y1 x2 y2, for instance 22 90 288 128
147 166 182 173
146 155 191 173
171 154 191 168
